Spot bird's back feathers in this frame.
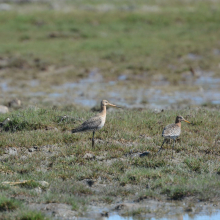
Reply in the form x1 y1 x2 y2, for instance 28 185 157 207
162 123 181 139
72 116 102 133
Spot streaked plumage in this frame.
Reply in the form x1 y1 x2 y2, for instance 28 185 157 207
72 100 120 148
162 123 181 139
158 116 190 157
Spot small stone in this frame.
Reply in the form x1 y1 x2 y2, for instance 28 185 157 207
115 204 127 210
0 4 11 11
20 156 27 161
139 151 150 157
8 99 21 108
101 212 109 217
34 187 42 194
96 155 106 161
185 207 194 212
81 179 95 187
0 105 9 114
5 147 17 156
83 153 95 159
96 139 105 144
37 181 49 188
28 148 35 152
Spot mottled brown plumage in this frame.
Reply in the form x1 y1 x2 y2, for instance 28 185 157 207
158 116 190 157
72 100 120 148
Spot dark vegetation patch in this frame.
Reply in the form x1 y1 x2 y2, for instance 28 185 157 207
19 211 50 220
0 197 20 212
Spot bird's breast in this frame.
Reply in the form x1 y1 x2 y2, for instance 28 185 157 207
97 115 106 130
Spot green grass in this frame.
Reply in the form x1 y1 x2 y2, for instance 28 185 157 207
0 0 220 93
0 196 20 212
0 106 220 218
18 210 50 220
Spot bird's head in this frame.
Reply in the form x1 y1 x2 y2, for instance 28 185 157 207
176 115 190 123
101 100 120 108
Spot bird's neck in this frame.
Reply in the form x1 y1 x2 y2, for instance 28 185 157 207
175 121 181 128
100 105 106 117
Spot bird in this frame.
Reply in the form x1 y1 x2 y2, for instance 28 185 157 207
72 100 121 148
157 116 190 157
0 117 10 127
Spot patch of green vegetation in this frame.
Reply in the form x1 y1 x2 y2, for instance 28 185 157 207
18 210 50 220
0 196 20 212
20 180 41 189
162 186 197 200
0 106 219 217
122 207 151 217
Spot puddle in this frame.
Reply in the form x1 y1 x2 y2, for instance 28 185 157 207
213 49 220 55
0 82 10 92
80 69 103 83
118 75 127 81
48 93 64 98
29 80 39 87
29 92 46 97
108 210 220 220
187 53 202 60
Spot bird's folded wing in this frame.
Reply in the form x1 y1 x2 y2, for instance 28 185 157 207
72 116 102 133
162 124 180 137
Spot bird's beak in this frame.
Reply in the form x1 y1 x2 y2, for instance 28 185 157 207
184 119 191 123
108 103 122 108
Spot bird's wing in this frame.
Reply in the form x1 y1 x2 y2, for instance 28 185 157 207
162 123 180 137
72 116 102 133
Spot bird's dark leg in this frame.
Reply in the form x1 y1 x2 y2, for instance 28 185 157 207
92 131 95 148
157 140 165 154
172 139 175 158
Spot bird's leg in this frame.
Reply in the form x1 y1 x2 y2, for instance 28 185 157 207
92 131 95 148
172 139 175 158
157 140 165 154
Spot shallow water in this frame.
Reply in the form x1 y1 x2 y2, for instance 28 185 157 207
46 70 220 109
1 67 220 109
108 210 220 220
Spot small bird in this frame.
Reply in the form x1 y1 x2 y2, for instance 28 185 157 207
0 117 10 127
157 116 190 157
72 100 120 148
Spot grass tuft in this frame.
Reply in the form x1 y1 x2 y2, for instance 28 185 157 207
0 197 20 212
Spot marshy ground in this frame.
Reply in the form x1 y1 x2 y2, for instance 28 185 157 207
0 0 220 219
0 107 220 219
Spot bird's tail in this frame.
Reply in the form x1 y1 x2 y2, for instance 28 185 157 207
72 126 83 133
72 128 78 133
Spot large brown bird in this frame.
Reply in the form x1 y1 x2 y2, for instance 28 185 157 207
72 100 120 148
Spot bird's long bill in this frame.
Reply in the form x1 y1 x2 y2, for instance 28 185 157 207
108 103 122 108
184 119 191 123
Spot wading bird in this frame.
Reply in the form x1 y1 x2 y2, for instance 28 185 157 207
72 100 120 148
157 116 190 157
